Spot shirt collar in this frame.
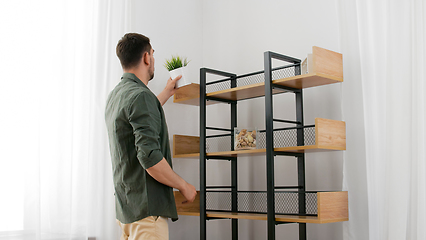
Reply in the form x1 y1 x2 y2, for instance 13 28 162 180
121 72 148 89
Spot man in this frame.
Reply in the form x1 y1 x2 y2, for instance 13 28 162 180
105 33 197 240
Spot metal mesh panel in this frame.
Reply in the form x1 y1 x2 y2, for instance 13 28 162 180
237 192 267 213
272 130 298 148
305 193 318 214
272 67 296 80
247 127 316 150
206 191 232 211
206 66 297 94
206 135 232 153
206 191 318 215
236 73 265 88
206 80 231 94
304 127 316 146
275 192 317 215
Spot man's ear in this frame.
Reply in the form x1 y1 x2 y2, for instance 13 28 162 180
143 52 150 65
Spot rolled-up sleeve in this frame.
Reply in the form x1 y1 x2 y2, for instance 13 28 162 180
128 92 163 169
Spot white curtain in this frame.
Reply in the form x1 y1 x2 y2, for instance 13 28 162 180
0 0 131 239
338 0 426 239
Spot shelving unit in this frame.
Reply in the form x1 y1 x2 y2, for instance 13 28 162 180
173 46 347 240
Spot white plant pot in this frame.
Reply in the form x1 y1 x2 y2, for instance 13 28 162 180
169 66 191 88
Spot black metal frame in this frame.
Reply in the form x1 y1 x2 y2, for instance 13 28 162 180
200 51 305 240
265 51 305 240
200 68 237 240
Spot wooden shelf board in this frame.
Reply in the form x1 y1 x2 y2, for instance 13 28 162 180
206 83 286 101
173 153 200 158
177 211 200 217
173 135 200 158
207 148 268 157
173 83 217 106
173 73 343 105
173 96 199 106
176 211 348 224
175 190 348 224
174 95 219 106
173 145 346 158
173 118 346 158
274 145 345 153
273 73 343 89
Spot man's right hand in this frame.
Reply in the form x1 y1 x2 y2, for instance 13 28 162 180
179 182 197 204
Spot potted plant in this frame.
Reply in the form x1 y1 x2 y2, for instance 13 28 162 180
164 55 191 88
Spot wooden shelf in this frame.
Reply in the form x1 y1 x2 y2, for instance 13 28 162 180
175 191 348 224
174 83 202 106
206 82 287 102
173 135 200 158
177 211 346 223
174 190 200 215
273 73 342 90
173 73 342 105
173 46 343 105
173 118 346 158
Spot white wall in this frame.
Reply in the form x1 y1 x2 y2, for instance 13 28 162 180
131 0 343 239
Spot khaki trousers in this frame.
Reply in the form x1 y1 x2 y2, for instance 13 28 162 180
117 216 169 240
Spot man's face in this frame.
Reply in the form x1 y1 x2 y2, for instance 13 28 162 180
148 48 155 81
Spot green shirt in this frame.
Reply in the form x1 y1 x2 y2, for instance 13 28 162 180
105 73 178 224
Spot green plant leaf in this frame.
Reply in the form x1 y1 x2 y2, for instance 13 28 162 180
164 55 190 71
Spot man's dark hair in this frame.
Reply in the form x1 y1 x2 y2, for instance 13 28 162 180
116 33 151 70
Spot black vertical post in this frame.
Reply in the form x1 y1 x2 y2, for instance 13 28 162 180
200 68 207 240
297 154 306 240
295 64 307 240
231 157 238 240
230 74 238 240
264 52 275 240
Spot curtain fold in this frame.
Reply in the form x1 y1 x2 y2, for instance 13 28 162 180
0 0 131 239
339 0 426 239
